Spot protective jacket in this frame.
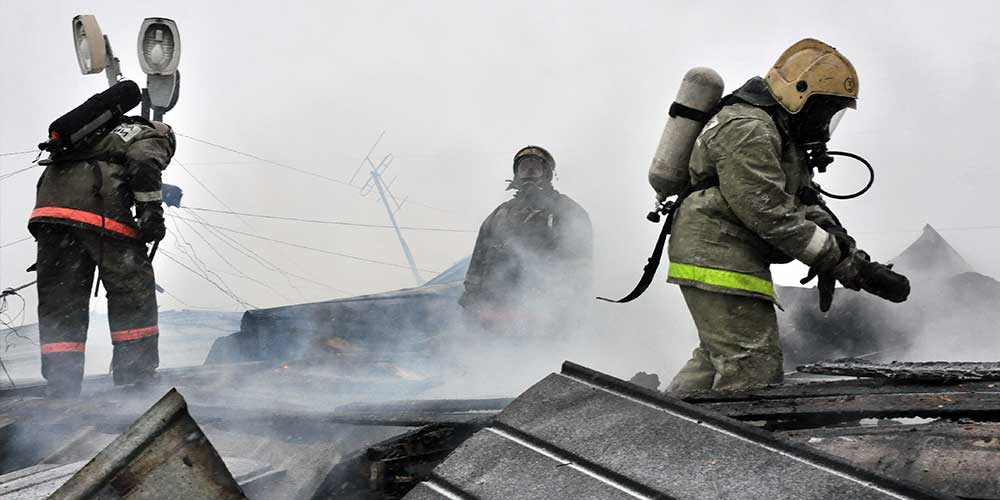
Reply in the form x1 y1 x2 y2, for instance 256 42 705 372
667 102 842 303
29 118 174 240
460 186 593 312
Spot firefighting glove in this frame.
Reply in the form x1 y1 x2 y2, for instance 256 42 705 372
800 225 854 312
137 202 166 243
830 249 910 303
800 268 837 312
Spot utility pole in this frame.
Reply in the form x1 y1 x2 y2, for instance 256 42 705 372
351 133 424 286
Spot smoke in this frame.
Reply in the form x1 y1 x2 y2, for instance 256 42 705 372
778 227 1000 367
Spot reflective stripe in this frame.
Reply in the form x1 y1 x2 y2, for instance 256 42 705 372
133 190 162 202
803 226 830 262
110 325 159 342
30 206 138 238
668 262 776 299
41 342 86 354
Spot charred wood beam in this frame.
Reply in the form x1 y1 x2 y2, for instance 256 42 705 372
684 379 1000 403
307 423 482 500
703 391 1000 424
798 359 1000 382
780 422 1000 500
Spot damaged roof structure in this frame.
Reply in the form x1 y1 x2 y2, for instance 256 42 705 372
2 227 999 499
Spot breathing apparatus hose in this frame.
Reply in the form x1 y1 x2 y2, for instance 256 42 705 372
817 151 874 200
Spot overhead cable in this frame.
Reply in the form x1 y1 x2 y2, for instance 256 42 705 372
175 133 355 187
175 159 308 299
170 207 291 302
158 248 255 309
181 208 352 295
0 237 32 249
0 165 39 181
182 206 476 233
166 213 442 274
167 216 255 308
173 132 456 213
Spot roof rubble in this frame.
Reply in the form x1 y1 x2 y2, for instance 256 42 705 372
44 388 276 500
401 362 954 500
798 358 1000 382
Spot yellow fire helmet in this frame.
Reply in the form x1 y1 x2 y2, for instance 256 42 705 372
764 38 858 114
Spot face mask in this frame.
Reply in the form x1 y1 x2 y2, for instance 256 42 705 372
792 97 853 146
828 108 847 136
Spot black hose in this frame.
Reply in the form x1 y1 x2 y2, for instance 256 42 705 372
818 151 875 200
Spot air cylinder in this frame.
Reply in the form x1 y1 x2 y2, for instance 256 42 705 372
648 67 725 198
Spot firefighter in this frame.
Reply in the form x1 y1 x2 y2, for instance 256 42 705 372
665 39 909 393
30 100 175 397
459 146 593 335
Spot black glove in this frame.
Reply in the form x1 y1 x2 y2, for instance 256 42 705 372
799 268 836 312
137 202 166 243
857 261 910 303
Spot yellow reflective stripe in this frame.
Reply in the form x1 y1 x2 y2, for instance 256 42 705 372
668 262 775 298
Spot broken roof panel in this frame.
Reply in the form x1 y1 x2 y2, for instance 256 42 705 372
404 362 955 500
47 388 250 500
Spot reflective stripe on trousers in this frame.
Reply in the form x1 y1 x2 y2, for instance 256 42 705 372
110 325 159 343
41 342 87 354
667 262 776 299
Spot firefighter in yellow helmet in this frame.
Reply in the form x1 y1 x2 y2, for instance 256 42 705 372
666 39 909 394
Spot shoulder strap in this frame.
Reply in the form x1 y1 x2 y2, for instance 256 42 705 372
596 176 718 304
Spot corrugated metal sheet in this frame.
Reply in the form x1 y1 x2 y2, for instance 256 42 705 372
404 362 956 500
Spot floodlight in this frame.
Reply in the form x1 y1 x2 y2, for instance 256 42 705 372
137 18 181 75
146 71 180 121
72 15 107 74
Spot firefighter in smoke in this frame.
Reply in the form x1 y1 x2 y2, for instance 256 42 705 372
459 146 593 334
663 39 909 393
28 81 175 397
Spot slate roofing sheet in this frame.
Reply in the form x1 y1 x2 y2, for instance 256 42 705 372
404 362 956 500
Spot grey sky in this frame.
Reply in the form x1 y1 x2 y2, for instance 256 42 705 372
3 1 1000 374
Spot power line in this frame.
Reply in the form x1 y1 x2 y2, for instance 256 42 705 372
167 215 255 308
182 206 476 233
175 133 356 187
0 237 31 249
158 248 254 309
166 213 442 274
182 207 352 295
175 159 309 300
0 165 39 181
170 207 291 302
173 132 456 213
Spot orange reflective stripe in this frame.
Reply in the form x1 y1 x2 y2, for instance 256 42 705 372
111 325 159 342
41 342 86 354
30 206 138 239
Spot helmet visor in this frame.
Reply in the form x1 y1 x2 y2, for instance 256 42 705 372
829 108 847 136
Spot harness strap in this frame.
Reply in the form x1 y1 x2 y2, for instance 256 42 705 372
669 102 715 124
597 176 720 303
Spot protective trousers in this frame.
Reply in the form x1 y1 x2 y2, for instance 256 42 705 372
36 224 159 396
668 286 783 394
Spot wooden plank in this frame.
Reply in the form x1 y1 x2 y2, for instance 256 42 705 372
781 422 1000 499
704 391 1000 422
684 379 1000 403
